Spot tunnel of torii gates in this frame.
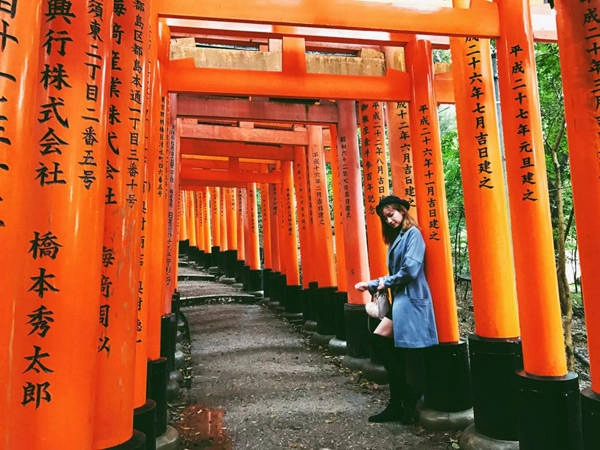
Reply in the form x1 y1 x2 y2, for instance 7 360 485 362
3 0 600 449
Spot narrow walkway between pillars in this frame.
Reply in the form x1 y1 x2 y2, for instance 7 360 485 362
170 257 460 449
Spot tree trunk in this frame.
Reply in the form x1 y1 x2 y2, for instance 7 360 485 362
548 117 574 371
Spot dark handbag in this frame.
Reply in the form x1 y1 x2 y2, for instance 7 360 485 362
365 289 390 320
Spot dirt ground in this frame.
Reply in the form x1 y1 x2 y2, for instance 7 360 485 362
169 262 591 449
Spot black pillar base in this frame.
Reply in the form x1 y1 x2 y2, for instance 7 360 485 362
262 268 273 297
518 371 582 450
302 283 318 323
147 358 168 436
160 313 177 372
284 285 303 314
104 430 146 450
469 335 522 440
343 303 370 358
333 291 348 341
133 399 157 450
246 269 263 292
224 250 238 277
210 246 221 268
582 388 600 450
178 240 189 254
315 286 338 336
424 340 472 412
273 273 286 303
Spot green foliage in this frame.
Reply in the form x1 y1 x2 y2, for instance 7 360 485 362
535 43 576 249
438 105 469 275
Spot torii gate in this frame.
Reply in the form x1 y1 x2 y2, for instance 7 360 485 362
1 1 598 450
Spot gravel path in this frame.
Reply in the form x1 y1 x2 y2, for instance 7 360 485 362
169 264 460 449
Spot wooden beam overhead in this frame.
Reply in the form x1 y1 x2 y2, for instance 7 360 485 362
181 180 256 189
181 157 271 171
158 0 500 39
167 59 414 101
180 138 295 160
176 95 339 123
180 122 313 145
166 18 453 47
181 167 282 184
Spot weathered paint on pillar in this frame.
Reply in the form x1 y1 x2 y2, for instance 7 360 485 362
245 183 261 270
307 125 337 287
1 2 42 446
220 186 228 251
496 0 566 376
195 191 206 252
210 186 221 249
268 182 281 273
259 180 272 269
227 188 238 251
406 39 459 343
336 101 370 305
280 161 300 285
555 0 600 392
179 191 188 242
12 0 110 447
450 28 520 339
326 125 348 292
147 13 170 359
165 94 178 303
293 145 313 288
187 189 197 248
93 0 149 445
236 187 245 261
386 101 418 213
358 101 390 279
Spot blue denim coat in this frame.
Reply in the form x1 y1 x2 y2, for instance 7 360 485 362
368 226 439 349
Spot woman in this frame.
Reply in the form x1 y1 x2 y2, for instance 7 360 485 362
355 195 438 423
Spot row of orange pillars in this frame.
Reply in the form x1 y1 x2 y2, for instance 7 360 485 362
1 3 600 450
176 12 600 450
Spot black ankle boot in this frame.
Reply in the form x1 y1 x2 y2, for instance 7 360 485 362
399 391 421 424
368 402 404 423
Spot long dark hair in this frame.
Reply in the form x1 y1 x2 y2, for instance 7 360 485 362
377 202 418 244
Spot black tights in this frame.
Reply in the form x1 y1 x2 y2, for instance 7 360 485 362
371 334 425 411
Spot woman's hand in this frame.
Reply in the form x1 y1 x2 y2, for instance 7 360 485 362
377 278 385 291
354 281 369 292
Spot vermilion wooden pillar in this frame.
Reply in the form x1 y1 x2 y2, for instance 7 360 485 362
306 126 337 288
10 1 110 448
219 186 228 253
336 100 371 359
165 94 179 305
406 38 470 414
497 1 581 447
244 183 262 291
335 101 370 304
209 186 221 262
236 187 245 263
293 146 313 288
195 191 206 254
260 181 272 270
1 2 42 446
186 190 197 249
326 126 347 293
130 3 155 447
93 0 148 447
450 10 522 441
179 191 188 243
386 101 418 212
358 101 390 279
279 161 300 286
269 182 281 274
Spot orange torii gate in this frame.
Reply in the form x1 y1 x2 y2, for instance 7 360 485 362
159 1 584 449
